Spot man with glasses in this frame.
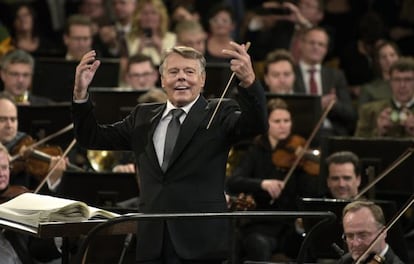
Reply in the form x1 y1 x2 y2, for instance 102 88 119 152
122 54 159 90
355 57 414 137
0 49 53 105
339 200 404 264
63 14 94 61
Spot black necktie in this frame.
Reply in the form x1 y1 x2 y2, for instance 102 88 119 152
162 109 184 172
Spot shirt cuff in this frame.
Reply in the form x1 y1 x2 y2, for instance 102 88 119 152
73 93 89 103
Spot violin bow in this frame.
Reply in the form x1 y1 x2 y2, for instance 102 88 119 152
269 99 335 205
355 194 414 264
282 99 335 185
206 42 251 129
34 139 77 194
10 123 74 162
354 147 414 200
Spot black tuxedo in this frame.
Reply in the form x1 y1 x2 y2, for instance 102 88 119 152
337 246 404 264
294 65 357 136
72 81 267 261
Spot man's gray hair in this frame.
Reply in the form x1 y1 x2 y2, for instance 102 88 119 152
1 49 34 71
158 46 206 75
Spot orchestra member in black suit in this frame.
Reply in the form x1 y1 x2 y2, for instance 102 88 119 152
338 200 404 264
71 43 267 263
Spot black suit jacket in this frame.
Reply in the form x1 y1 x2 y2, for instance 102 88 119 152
294 65 357 136
337 247 404 264
72 81 267 261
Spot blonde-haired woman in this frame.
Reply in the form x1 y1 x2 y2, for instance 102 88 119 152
127 0 176 65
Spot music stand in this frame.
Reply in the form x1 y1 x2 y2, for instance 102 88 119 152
57 171 139 211
298 197 409 263
265 93 322 143
89 87 148 123
32 57 120 102
17 103 73 148
202 62 233 98
319 137 414 201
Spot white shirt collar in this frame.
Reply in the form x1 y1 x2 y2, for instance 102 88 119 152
299 60 321 72
162 95 200 119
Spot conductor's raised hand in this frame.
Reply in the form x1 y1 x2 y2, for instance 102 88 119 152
222 42 255 88
74 50 101 100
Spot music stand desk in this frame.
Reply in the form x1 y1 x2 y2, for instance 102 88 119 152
0 218 136 263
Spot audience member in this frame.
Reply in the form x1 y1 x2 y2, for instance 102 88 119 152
98 0 136 58
263 49 295 94
355 57 414 138
205 4 236 63
0 49 53 105
121 54 159 90
10 3 59 57
294 27 356 136
175 20 207 55
339 200 404 264
0 21 14 58
63 14 95 61
226 98 319 262
77 0 108 35
339 11 386 100
127 0 176 65
359 40 401 107
325 151 361 200
244 0 324 61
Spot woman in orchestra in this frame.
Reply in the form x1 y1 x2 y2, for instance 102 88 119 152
226 98 320 262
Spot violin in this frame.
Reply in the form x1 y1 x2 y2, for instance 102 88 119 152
10 135 83 182
355 195 414 264
10 135 63 181
0 185 30 204
271 135 320 176
228 193 256 211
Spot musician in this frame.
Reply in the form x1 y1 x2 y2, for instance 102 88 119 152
325 151 361 200
263 49 295 94
0 49 54 105
226 98 319 262
72 44 267 263
0 142 33 264
0 95 65 190
355 57 414 138
338 200 404 264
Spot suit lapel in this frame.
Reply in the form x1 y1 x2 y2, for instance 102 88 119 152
166 97 208 171
144 104 165 175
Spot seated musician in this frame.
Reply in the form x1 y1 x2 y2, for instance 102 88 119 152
325 151 361 200
0 95 66 191
226 98 320 262
339 200 404 264
0 49 54 105
355 57 414 138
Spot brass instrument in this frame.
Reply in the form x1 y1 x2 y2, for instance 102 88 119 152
87 150 120 172
15 92 29 104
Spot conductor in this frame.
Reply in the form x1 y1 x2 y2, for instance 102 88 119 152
71 43 268 263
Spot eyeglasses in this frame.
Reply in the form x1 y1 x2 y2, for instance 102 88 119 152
0 116 18 123
128 72 154 79
390 77 414 84
342 230 379 242
5 71 32 79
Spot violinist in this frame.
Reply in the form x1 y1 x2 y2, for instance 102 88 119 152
226 98 320 262
0 142 33 264
0 95 66 191
339 200 404 264
326 151 361 200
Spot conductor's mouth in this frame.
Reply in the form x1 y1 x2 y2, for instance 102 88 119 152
175 86 190 91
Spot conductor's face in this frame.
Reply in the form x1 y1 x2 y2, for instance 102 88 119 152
161 53 205 107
